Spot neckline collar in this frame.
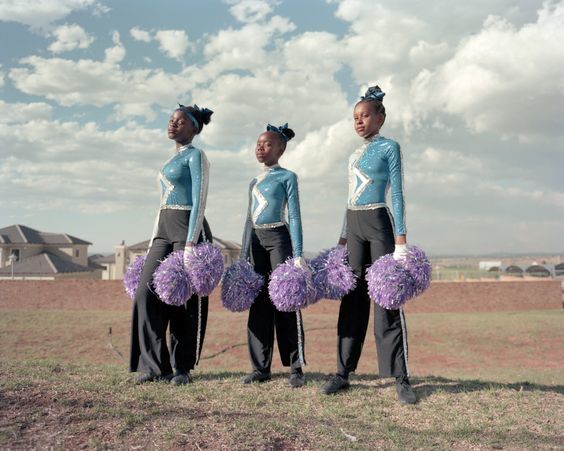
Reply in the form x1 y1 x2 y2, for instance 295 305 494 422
177 143 194 152
364 133 380 143
263 163 281 171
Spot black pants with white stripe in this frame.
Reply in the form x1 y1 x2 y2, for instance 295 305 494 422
247 226 305 373
337 208 409 378
129 209 212 376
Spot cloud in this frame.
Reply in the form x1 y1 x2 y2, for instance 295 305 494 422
408 2 564 141
130 26 151 42
48 24 94 53
104 31 125 64
0 65 4 87
129 27 193 62
0 0 97 29
154 30 192 61
227 0 275 23
0 100 53 123
203 15 295 74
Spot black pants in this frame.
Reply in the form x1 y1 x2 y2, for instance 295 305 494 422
337 208 409 378
129 209 212 376
247 226 305 373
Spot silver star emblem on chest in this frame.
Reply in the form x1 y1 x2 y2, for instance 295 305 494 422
350 149 371 204
252 171 270 223
252 185 268 223
159 171 174 205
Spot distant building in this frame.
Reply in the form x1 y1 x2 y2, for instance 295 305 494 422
479 261 502 271
0 224 99 280
95 237 242 280
504 265 524 277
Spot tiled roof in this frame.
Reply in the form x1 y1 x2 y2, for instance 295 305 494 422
0 224 91 245
0 252 93 275
92 254 116 264
128 240 150 251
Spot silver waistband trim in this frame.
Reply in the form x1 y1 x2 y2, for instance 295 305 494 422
160 205 193 211
252 221 286 229
348 202 387 211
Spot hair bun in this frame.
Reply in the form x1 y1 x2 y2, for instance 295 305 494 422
282 127 295 141
361 85 385 101
199 107 213 125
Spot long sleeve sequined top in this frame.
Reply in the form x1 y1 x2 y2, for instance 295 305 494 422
241 165 303 259
341 135 406 237
150 144 209 245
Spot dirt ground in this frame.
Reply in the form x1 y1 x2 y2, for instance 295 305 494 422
0 279 561 312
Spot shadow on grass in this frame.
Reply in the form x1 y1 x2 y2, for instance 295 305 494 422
336 374 564 398
196 372 564 397
410 375 564 399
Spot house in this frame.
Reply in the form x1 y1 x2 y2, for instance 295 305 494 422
95 237 242 280
0 224 99 280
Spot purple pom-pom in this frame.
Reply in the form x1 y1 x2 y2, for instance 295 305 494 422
221 260 264 312
309 249 332 303
185 242 224 296
403 245 432 296
153 250 194 306
123 254 147 300
366 254 416 310
310 246 357 303
269 258 316 312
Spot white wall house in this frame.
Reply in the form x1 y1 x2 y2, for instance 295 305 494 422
94 237 241 280
0 224 99 280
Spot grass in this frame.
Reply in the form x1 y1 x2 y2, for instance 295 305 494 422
1 360 562 449
0 307 563 448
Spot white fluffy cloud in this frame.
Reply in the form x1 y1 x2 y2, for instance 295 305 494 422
227 0 275 23
154 30 191 61
130 26 151 42
129 27 193 61
408 2 564 141
0 0 96 29
0 100 53 123
48 24 94 53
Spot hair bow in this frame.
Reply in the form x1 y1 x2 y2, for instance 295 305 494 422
266 123 290 141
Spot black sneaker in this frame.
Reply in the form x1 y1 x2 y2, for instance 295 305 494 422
320 374 350 394
288 371 306 388
396 376 417 404
171 371 192 386
242 370 272 384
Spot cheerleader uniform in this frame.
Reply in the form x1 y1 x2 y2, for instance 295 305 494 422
130 143 212 379
337 134 409 379
240 164 306 377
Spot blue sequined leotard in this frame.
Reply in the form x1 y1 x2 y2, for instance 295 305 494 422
241 164 303 259
341 134 406 237
150 144 209 245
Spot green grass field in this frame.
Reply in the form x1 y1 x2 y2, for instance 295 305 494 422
1 307 563 449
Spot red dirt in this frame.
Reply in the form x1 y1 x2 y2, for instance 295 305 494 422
0 279 560 312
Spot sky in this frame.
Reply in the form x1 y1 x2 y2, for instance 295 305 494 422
1 0 563 256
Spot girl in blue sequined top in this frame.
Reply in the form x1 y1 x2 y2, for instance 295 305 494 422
130 104 214 386
240 124 307 388
321 86 417 404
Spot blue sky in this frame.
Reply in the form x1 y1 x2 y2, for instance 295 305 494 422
1 0 563 255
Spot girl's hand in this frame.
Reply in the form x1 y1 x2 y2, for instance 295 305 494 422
294 256 311 273
393 243 408 261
